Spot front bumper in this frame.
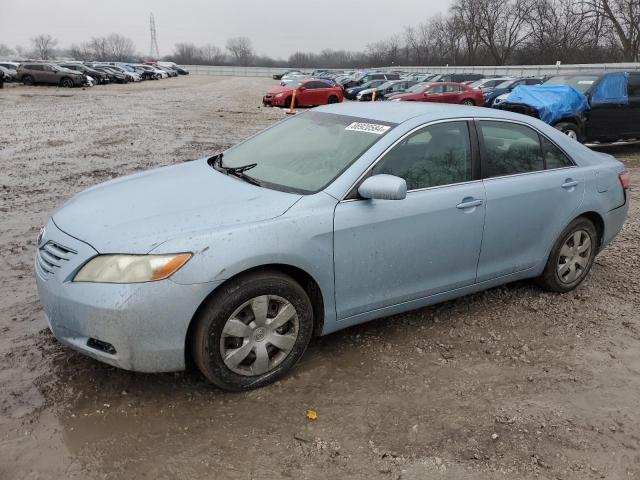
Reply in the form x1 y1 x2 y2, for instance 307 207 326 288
35 219 221 372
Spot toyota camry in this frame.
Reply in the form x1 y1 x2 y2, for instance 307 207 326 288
35 103 629 391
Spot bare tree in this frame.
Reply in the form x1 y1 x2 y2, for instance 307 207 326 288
31 34 58 60
106 34 136 61
583 0 640 61
0 44 14 58
68 42 93 61
200 44 226 65
453 0 532 65
524 0 594 63
87 37 110 61
226 37 254 66
171 43 201 64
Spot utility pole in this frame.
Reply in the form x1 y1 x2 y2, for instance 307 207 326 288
149 12 160 59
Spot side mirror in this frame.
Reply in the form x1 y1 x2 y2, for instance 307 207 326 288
358 174 407 201
298 86 306 91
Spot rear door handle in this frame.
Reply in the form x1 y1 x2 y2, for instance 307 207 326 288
562 179 579 189
456 198 483 209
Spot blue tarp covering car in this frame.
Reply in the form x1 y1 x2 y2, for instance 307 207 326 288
590 72 629 105
497 85 590 125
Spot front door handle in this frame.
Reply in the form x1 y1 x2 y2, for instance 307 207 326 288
562 179 579 189
456 198 483 209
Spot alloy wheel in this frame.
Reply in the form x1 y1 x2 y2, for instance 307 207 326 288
220 295 299 376
557 230 591 284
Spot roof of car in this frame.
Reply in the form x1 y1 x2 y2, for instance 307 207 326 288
314 102 532 125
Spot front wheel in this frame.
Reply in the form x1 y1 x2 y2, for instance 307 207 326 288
554 122 580 142
461 99 475 106
60 77 74 88
327 95 339 104
191 271 314 391
537 217 597 292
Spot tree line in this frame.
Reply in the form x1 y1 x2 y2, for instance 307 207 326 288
1 0 637 67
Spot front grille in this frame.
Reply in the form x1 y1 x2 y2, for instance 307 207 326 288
37 241 76 277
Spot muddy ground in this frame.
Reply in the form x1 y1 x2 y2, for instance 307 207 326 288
1 75 639 479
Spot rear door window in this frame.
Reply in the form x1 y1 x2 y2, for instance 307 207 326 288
542 137 573 169
478 121 543 177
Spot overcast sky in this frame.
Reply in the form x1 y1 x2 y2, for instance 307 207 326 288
0 0 452 58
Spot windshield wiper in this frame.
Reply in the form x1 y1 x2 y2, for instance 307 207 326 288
209 154 261 187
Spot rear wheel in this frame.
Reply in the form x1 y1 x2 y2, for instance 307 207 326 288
554 122 580 142
22 75 34 85
537 217 597 292
462 99 475 106
191 271 314 391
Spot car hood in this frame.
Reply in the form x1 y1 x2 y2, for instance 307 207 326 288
388 92 421 100
52 159 302 254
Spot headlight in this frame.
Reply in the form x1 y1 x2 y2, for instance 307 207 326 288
275 92 284 98
74 253 191 283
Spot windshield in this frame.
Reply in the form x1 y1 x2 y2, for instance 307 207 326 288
406 83 429 93
496 80 515 89
359 80 377 88
219 112 396 194
544 75 600 93
377 81 394 90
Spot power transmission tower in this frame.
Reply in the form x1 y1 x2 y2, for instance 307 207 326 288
149 12 160 59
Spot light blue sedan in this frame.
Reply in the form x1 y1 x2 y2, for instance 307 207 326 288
35 103 629 390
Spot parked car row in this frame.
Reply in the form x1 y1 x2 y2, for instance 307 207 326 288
0 60 189 87
495 71 640 143
266 68 640 144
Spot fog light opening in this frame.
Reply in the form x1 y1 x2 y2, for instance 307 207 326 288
87 338 117 355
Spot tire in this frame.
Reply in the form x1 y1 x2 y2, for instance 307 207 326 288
191 270 314 391
554 122 580 142
328 95 339 104
60 77 74 88
462 99 475 106
536 217 598 293
22 75 34 86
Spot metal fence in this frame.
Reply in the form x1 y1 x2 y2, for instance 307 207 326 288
185 63 640 78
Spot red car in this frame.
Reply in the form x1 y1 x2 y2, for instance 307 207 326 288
263 79 343 108
388 82 484 106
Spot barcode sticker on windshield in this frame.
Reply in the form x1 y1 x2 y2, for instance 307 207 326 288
345 122 391 135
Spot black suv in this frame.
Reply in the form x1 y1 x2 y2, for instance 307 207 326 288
497 72 640 143
59 64 110 85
